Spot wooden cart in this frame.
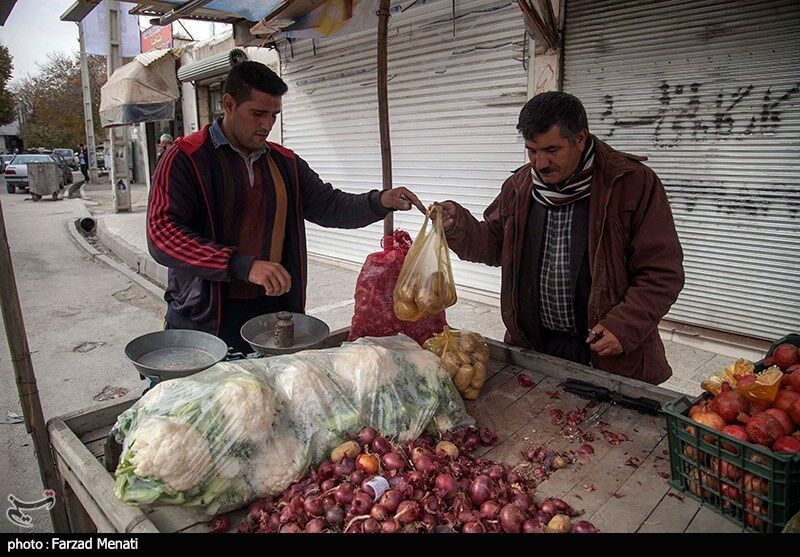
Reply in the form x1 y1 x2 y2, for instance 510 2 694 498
46 329 744 533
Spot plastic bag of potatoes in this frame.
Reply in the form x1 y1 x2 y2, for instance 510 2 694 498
393 204 457 322
423 326 490 400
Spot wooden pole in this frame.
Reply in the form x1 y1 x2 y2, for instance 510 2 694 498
378 0 393 236
0 197 71 532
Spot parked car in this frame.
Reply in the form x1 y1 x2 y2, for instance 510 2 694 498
53 148 79 170
4 154 69 193
0 154 14 173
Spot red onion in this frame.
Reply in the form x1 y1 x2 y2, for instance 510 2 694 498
412 488 426 502
395 500 420 524
381 518 400 533
362 518 381 533
578 444 595 455
378 489 403 513
303 496 324 517
349 470 366 486
351 492 374 514
335 484 354 505
480 500 502 519
488 465 505 481
335 457 355 477
279 523 302 533
458 510 479 523
357 427 378 447
210 515 230 533
479 427 498 446
423 494 442 514
506 470 521 484
407 471 426 486
372 436 392 455
469 475 494 506
320 479 336 492
304 518 326 533
462 521 484 533
413 454 436 473
499 503 526 533
545 498 574 516
434 474 458 500
512 492 532 511
370 504 388 521
316 462 335 480
522 519 544 533
267 513 280 532
539 500 557 517
387 476 412 497
572 520 599 533
324 506 344 526
382 451 406 471
420 513 437 532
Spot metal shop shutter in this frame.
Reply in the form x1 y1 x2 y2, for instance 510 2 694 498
279 0 528 298
563 0 800 340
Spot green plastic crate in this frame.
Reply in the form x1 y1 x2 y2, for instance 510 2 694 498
664 395 800 533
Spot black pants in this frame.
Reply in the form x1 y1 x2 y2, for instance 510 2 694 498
80 165 89 181
540 328 591 366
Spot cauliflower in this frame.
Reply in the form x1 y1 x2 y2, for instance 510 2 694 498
273 360 336 404
129 416 213 493
246 433 308 497
331 344 400 396
214 373 277 442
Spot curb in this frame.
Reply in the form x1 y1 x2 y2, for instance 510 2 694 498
66 213 166 304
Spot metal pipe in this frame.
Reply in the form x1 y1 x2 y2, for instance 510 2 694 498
378 0 393 236
75 203 96 233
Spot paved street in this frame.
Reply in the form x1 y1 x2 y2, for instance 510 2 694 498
0 179 163 533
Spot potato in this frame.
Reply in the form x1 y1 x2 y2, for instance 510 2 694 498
458 333 481 353
462 387 480 400
331 441 361 463
394 298 419 321
547 514 572 533
472 344 490 365
453 365 474 392
415 289 441 314
470 361 487 389
441 352 461 377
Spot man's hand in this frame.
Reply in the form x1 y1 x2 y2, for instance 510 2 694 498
586 324 623 357
381 187 426 214
248 260 291 297
439 201 458 232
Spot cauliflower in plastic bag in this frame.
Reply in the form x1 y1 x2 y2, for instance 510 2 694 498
246 431 309 497
110 334 474 514
214 373 277 442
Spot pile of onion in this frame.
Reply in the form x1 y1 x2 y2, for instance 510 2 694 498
233 426 597 534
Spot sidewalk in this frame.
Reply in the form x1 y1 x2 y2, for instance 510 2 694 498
80 180 762 396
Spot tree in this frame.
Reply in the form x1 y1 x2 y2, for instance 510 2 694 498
13 51 107 149
0 44 14 126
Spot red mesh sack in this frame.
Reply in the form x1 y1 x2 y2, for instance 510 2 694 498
348 230 447 345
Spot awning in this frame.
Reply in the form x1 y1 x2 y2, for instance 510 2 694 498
99 48 180 127
177 50 237 83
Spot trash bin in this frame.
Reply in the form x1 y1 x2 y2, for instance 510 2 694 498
27 162 61 201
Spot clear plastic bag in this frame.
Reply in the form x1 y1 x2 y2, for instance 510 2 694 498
423 326 490 400
111 335 474 514
348 230 448 344
394 204 457 321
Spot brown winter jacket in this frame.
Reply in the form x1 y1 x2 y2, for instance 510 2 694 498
445 137 684 384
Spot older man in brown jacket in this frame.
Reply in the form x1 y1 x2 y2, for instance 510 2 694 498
440 92 684 384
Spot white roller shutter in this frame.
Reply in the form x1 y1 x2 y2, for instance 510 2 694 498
279 0 528 297
563 0 800 340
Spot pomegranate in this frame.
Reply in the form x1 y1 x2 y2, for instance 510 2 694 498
773 436 800 453
788 397 800 427
767 343 800 371
784 366 800 392
690 410 725 443
720 424 749 454
709 385 750 423
741 412 784 447
764 408 794 436
773 389 800 413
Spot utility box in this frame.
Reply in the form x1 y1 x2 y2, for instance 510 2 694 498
27 162 61 200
